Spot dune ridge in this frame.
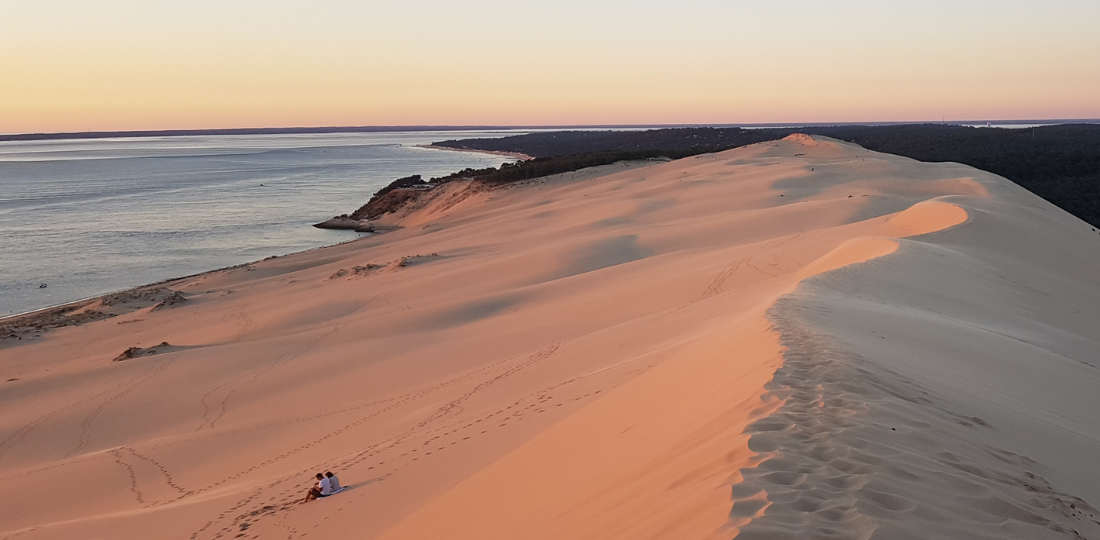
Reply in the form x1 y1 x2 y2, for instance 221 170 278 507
2 135 1099 540
739 184 1100 538
369 142 975 540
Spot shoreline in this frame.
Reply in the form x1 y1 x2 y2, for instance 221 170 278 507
0 231 381 326
3 143 527 324
413 143 534 161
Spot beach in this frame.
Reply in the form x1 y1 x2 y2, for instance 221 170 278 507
2 135 1099 539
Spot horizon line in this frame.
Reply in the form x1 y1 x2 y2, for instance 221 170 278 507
3 119 1099 143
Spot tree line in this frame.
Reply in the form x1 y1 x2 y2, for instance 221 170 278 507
430 124 1100 227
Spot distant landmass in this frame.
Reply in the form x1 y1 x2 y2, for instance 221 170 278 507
0 125 522 142
3 119 1096 142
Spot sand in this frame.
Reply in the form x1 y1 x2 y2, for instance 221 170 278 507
2 134 1099 540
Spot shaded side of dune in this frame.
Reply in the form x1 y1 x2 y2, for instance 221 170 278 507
733 186 1100 539
732 298 1100 540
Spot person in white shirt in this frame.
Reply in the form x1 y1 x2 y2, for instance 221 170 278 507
325 471 342 493
303 473 325 502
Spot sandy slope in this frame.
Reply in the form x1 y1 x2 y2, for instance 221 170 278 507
2 135 1098 540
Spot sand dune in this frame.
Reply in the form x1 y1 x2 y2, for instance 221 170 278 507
2 135 1099 539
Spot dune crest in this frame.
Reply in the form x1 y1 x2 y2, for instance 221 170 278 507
781 133 822 146
795 237 900 280
884 199 970 236
3 136 1099 540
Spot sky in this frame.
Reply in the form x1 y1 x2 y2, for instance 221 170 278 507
1 0 1098 133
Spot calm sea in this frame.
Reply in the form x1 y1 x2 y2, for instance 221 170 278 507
0 131 523 316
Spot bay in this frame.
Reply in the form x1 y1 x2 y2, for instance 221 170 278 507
0 130 523 316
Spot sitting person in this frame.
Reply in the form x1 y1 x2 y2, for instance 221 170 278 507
325 471 342 493
303 473 327 502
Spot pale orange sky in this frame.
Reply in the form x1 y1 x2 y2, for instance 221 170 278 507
2 0 1098 133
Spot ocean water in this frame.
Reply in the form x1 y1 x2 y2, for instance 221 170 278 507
0 131 523 316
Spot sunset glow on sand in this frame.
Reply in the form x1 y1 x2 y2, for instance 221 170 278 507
5 3 1100 540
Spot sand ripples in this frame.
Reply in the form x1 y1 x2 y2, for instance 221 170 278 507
729 296 1100 539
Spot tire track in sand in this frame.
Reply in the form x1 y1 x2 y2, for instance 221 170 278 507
196 324 343 431
0 359 171 463
62 357 174 459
